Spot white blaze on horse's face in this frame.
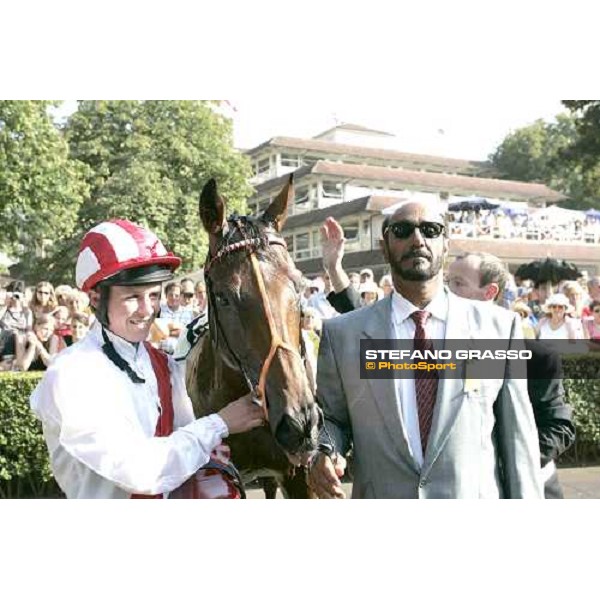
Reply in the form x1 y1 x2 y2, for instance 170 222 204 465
199 176 322 461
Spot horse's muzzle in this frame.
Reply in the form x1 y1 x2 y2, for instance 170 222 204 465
274 403 322 460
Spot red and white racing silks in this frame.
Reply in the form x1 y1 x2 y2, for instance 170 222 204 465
30 321 228 498
75 220 181 292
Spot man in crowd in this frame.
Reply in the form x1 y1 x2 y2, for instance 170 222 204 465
194 280 208 315
30 219 264 499
180 278 197 312
447 252 576 498
157 281 195 354
309 203 543 498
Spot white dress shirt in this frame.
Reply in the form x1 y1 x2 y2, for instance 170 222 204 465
30 321 228 498
390 288 448 467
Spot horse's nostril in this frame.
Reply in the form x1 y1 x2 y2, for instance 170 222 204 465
275 414 304 454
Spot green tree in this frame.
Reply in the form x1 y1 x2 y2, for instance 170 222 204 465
490 112 600 210
57 100 252 278
562 101 600 167
0 101 89 280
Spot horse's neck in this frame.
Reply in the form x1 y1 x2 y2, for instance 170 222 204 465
189 331 251 417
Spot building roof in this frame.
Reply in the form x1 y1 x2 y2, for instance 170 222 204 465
313 122 396 139
245 136 492 175
255 160 564 203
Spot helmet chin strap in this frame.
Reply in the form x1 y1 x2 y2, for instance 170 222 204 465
101 327 145 384
94 285 147 384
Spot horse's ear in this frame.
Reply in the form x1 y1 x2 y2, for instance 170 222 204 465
263 174 293 232
200 178 226 235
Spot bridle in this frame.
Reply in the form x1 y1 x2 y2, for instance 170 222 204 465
204 216 307 422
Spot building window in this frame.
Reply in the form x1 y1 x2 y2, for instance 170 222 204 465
342 220 360 242
295 186 310 207
322 180 343 199
281 153 301 168
255 156 270 176
295 232 310 260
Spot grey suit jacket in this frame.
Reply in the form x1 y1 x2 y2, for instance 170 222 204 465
316 291 544 499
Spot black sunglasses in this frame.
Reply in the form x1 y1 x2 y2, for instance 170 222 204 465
385 221 445 239
183 293 195 299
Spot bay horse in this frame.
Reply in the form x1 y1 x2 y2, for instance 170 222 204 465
185 175 322 498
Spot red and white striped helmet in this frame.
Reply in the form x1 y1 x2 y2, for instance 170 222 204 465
76 220 182 292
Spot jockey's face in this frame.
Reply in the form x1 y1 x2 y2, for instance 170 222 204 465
106 283 162 343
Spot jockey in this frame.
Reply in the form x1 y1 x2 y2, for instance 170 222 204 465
30 219 264 499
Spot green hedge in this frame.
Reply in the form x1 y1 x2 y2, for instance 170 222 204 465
559 354 600 465
0 372 63 498
1 355 599 498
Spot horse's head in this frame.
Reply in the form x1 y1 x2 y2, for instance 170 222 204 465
200 175 322 465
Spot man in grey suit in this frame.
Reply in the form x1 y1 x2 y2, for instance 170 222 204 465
309 201 544 499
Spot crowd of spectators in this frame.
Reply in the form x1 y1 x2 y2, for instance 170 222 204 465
503 275 600 343
0 280 93 372
2 214 599 374
0 275 213 372
448 209 600 244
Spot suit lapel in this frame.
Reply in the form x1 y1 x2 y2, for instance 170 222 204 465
364 296 420 474
422 291 472 473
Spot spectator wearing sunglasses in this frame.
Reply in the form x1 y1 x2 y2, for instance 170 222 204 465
310 200 542 499
537 293 584 341
180 278 196 311
30 281 58 320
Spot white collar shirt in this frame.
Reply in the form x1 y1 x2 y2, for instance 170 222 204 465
390 287 448 468
30 321 228 498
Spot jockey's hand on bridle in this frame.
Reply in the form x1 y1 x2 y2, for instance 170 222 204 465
217 393 265 435
308 452 346 499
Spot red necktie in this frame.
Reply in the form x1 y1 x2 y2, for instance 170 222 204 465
411 310 438 454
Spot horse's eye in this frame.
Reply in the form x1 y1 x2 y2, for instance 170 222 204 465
215 293 230 307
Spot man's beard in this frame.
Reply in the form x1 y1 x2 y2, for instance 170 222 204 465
390 250 444 282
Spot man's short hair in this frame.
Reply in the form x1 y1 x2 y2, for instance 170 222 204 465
180 278 194 287
456 252 509 300
165 282 181 295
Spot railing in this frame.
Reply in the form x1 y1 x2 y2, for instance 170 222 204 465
449 223 600 245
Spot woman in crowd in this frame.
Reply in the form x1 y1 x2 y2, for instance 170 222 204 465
583 300 600 343
54 285 74 307
15 313 61 371
536 293 584 340
358 281 381 306
30 281 58 320
561 280 587 319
